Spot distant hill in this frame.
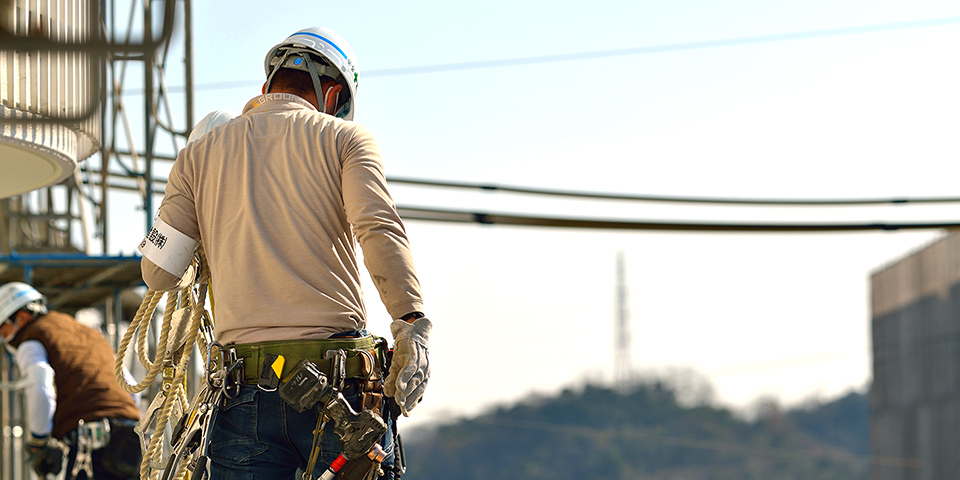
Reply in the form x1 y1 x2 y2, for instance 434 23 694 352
400 382 869 480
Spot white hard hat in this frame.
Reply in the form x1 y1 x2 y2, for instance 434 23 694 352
0 282 45 322
263 27 360 120
187 110 237 144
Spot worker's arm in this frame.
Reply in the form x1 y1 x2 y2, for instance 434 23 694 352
140 147 202 291
340 124 430 415
340 124 424 319
14 340 56 439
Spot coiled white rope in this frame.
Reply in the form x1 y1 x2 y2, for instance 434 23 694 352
115 249 212 480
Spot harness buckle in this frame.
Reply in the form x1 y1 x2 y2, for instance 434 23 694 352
208 342 242 399
257 353 285 391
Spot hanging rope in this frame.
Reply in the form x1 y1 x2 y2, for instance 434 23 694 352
115 248 213 480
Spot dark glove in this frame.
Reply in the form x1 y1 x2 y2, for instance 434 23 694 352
26 436 63 477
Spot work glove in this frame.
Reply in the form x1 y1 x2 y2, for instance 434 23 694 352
384 317 432 416
26 436 63 478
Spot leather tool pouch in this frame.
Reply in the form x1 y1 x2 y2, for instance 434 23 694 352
338 455 379 480
338 345 388 479
357 348 385 418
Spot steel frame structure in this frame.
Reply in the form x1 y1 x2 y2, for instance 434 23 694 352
0 1 193 478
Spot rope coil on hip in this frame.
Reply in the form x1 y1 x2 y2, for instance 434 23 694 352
114 248 213 480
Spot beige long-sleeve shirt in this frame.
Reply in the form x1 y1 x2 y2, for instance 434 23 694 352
141 93 423 345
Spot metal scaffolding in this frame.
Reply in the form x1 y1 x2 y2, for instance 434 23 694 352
0 0 193 477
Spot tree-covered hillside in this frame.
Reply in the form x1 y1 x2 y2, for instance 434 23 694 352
401 383 869 480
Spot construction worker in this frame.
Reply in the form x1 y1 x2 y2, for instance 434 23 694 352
139 26 430 479
0 282 142 479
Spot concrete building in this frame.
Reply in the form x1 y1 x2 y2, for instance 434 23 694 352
870 231 960 480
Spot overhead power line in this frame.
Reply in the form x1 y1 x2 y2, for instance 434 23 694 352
128 15 960 95
396 206 960 232
389 177 960 206
365 16 960 78
137 172 960 230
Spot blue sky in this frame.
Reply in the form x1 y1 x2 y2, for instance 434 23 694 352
108 0 960 425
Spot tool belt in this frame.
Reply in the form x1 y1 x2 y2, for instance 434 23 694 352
62 418 141 479
63 418 111 450
231 335 386 412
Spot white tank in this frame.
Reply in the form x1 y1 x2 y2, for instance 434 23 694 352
0 0 100 199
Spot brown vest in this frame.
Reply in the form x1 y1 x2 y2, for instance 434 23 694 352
10 312 141 439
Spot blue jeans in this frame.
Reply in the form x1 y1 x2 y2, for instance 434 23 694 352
207 385 396 480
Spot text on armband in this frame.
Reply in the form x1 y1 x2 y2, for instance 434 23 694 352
142 227 168 250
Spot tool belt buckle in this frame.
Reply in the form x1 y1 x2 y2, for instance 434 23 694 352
79 418 111 450
258 353 285 391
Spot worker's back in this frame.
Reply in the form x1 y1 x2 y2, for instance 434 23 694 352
160 92 420 345
11 311 140 438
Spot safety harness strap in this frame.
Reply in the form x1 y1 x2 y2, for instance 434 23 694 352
232 337 379 385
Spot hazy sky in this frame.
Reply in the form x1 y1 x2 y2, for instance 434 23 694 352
106 0 960 427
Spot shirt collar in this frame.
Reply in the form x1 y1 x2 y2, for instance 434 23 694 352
242 93 317 114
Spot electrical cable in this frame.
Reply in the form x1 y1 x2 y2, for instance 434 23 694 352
122 15 960 95
388 177 960 206
365 16 960 78
139 172 960 231
396 205 960 232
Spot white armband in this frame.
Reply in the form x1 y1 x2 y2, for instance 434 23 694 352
138 218 199 278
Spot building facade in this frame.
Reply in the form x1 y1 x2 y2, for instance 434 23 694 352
871 231 960 480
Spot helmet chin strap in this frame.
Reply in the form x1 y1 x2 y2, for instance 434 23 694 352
3 342 15 356
263 50 295 94
2 318 18 347
303 54 336 115
1 307 42 347
264 47 350 117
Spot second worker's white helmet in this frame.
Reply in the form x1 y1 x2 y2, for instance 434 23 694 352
0 282 44 323
0 282 45 343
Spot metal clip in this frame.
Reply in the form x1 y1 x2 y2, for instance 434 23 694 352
82 418 111 450
223 347 243 399
70 419 94 478
136 391 167 450
162 364 176 390
324 349 347 392
165 375 224 480
197 310 216 351
206 342 225 386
